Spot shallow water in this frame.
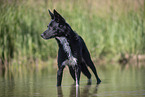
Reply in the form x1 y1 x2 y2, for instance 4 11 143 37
0 65 145 97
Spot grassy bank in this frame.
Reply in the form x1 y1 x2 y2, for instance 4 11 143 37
0 0 144 65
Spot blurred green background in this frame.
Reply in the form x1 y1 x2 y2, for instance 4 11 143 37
0 0 144 67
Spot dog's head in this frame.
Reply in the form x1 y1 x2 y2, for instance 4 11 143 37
41 9 68 39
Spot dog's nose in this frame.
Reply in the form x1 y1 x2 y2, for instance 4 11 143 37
41 34 43 37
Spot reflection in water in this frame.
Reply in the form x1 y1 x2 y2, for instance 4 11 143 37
69 85 80 97
0 65 145 97
0 68 15 97
57 87 63 97
57 84 99 97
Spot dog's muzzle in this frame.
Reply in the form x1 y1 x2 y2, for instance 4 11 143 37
41 34 44 38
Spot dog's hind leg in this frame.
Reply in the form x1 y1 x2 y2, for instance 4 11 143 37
57 65 65 86
80 62 92 85
82 49 101 84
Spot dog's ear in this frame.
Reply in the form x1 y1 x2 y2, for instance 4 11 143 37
48 9 54 19
53 9 65 23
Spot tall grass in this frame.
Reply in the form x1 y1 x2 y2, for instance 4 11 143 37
0 0 144 65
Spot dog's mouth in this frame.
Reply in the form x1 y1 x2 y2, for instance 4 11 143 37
41 34 48 39
41 34 54 40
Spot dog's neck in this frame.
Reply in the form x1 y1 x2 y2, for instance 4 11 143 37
64 24 78 40
55 24 79 44
55 30 77 54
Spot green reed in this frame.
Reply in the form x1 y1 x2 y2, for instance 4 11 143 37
0 0 144 64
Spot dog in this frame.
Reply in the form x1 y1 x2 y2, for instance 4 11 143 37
41 9 101 86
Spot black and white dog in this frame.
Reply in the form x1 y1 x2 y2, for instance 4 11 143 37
41 9 101 86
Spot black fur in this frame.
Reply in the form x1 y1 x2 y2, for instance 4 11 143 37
41 9 101 86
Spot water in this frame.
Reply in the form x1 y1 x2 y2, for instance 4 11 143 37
0 65 145 97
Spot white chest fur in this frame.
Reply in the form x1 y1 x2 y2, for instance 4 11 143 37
56 37 77 66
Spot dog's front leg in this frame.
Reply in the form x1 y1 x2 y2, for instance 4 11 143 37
74 65 81 86
57 65 65 86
